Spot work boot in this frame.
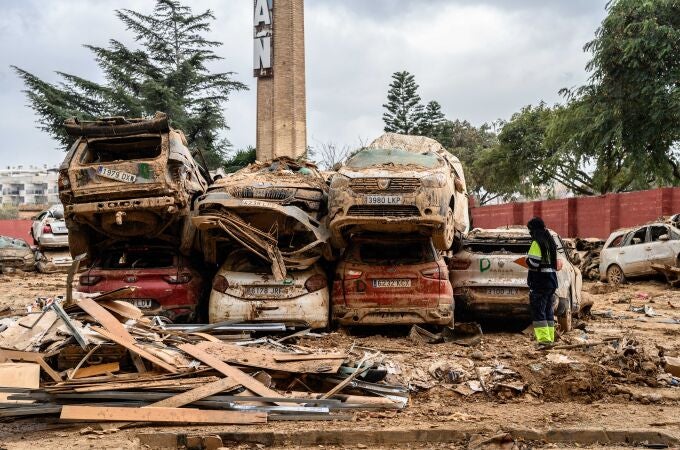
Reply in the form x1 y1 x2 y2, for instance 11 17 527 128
536 341 554 350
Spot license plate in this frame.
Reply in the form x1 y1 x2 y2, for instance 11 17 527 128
241 199 270 208
52 225 68 234
366 195 403 205
373 279 411 288
486 287 519 296
97 166 137 183
123 299 153 309
245 286 283 297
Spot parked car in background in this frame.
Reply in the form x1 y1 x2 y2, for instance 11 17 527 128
77 244 204 323
332 234 453 326
0 236 35 272
209 249 329 329
328 133 469 251
35 249 73 274
448 227 585 331
599 222 680 284
31 204 69 249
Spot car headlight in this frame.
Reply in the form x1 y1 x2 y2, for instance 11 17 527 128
421 174 446 187
330 174 350 189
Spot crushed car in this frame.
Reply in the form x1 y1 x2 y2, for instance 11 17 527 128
328 133 469 251
448 227 585 331
332 234 453 326
210 249 329 329
31 204 69 249
59 112 209 259
0 235 35 272
599 222 680 285
77 243 205 323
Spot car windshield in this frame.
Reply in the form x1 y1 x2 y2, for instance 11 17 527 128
464 239 532 254
0 236 29 249
100 249 175 269
346 148 442 169
80 135 162 164
353 240 435 265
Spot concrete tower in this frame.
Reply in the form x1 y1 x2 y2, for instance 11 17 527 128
253 0 306 161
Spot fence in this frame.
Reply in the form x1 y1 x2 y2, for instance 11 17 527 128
470 187 680 239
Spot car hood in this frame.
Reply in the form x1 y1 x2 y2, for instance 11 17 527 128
337 167 441 178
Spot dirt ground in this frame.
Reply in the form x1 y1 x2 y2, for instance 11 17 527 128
0 272 678 449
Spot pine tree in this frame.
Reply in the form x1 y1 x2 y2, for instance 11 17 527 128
419 100 447 137
382 71 425 134
13 0 246 169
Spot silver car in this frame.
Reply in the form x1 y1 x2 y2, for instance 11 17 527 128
599 222 680 284
31 204 69 249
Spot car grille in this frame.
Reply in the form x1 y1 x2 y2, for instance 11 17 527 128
347 205 420 217
349 178 421 193
228 187 294 200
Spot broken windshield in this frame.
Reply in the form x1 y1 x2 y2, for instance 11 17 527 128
346 148 442 169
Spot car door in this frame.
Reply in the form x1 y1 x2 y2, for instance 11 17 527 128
646 225 676 268
616 226 650 276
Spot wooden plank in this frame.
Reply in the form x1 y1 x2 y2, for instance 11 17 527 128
147 377 240 408
194 341 344 373
178 343 290 406
98 300 144 321
0 350 62 382
91 326 178 374
273 353 346 362
59 405 266 424
0 363 40 404
73 376 221 393
72 362 120 379
77 298 133 342
191 332 222 343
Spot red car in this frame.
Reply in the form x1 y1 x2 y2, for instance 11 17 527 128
332 235 454 326
77 245 205 323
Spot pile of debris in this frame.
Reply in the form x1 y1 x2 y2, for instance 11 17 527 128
568 238 605 280
0 288 407 426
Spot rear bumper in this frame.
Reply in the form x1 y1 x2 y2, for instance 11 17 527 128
38 234 69 248
333 303 453 326
454 287 530 317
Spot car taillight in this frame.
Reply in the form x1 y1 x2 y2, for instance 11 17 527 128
42 224 53 234
421 267 445 279
345 269 363 280
79 275 102 286
449 258 471 270
164 273 192 284
304 274 327 293
212 275 229 293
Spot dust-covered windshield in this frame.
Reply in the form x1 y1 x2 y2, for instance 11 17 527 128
346 148 442 169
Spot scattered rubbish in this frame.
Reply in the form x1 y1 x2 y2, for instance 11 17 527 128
546 353 577 364
441 322 483 346
664 356 680 377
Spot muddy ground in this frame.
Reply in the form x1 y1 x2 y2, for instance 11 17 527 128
0 272 678 449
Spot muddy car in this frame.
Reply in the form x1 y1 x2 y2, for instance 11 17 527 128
448 227 584 331
194 157 330 280
31 204 68 249
599 223 680 284
332 234 453 326
210 249 329 328
328 133 469 251
0 235 35 271
77 244 204 323
59 112 209 258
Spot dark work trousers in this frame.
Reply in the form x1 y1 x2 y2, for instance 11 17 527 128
529 288 555 326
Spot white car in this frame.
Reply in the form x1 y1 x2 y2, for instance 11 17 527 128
599 222 680 284
31 205 69 249
449 227 584 331
209 249 329 329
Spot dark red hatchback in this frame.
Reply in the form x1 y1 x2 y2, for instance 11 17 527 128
77 245 205 323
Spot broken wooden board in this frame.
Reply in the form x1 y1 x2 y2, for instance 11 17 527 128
98 300 144 321
59 405 266 424
195 341 345 373
72 362 120 379
273 353 347 362
91 326 178 374
0 349 62 382
178 343 290 406
0 310 59 351
0 363 40 404
72 376 224 393
77 298 134 342
147 377 241 408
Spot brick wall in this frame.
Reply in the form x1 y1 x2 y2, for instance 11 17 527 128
470 187 680 239
0 220 33 242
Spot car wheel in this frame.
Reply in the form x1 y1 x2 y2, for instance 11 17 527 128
606 264 625 285
557 294 572 333
432 207 454 250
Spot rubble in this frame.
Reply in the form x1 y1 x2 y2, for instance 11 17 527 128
566 237 605 280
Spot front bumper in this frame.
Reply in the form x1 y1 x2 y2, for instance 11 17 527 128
333 304 453 326
65 195 180 215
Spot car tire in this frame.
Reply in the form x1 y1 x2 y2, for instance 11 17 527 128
606 264 625 285
432 207 455 250
557 293 572 333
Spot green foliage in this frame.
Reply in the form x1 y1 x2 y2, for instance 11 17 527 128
223 147 256 173
13 0 247 169
382 71 425 134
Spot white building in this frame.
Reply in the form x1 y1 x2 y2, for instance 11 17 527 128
0 165 60 206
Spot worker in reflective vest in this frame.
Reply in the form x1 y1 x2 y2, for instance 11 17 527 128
526 217 558 347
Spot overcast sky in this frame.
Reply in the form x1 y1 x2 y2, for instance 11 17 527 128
0 0 607 168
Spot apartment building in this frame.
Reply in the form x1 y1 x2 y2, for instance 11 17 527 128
0 165 60 206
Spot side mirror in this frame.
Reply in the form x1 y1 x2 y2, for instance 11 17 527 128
659 234 670 241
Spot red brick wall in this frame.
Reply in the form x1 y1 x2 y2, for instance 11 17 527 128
470 187 680 239
0 220 33 243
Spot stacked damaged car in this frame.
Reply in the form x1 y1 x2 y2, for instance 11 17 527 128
328 133 469 326
59 113 210 322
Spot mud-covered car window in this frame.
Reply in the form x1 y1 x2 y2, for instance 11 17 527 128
0 236 29 249
224 250 271 273
607 234 625 248
80 136 162 164
346 148 442 169
101 249 175 269
355 241 435 264
649 225 670 242
464 239 531 254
